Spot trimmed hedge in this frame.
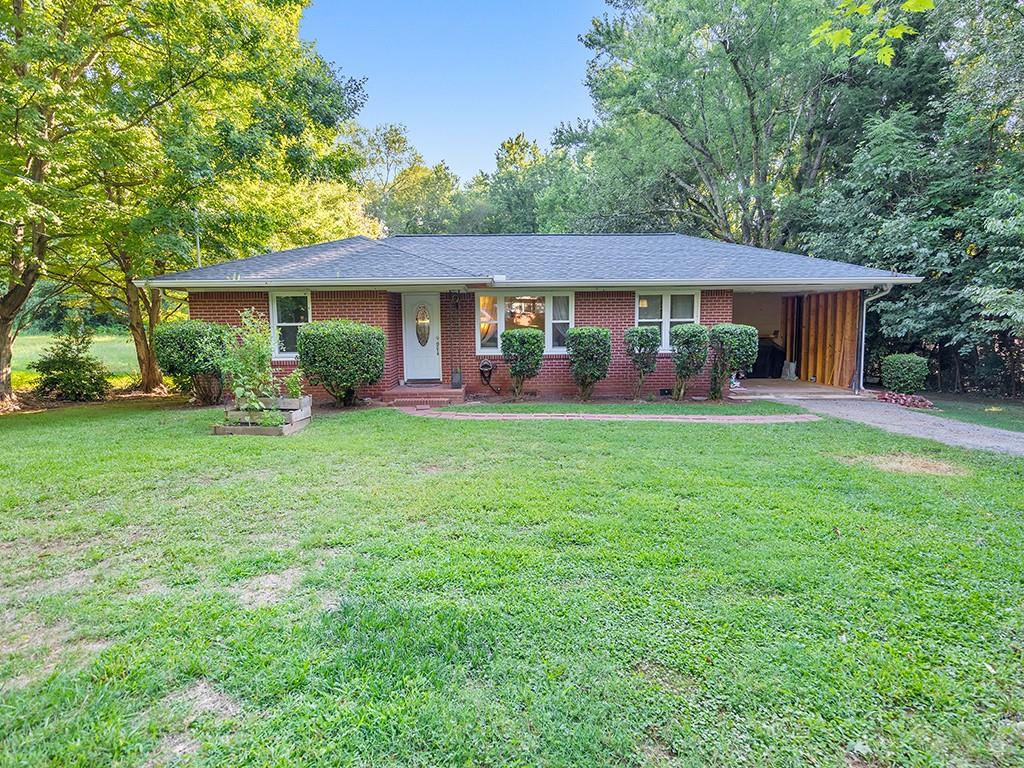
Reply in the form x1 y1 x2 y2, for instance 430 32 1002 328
708 323 758 399
624 326 662 399
565 326 611 400
154 320 229 404
297 320 386 406
881 353 928 394
669 323 709 400
500 327 545 400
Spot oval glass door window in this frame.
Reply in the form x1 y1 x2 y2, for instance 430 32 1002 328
415 305 430 346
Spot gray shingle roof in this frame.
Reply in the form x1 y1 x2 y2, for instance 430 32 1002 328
143 233 918 288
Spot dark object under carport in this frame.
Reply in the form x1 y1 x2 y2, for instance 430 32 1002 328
752 339 785 379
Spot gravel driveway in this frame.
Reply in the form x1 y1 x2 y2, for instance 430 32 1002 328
779 397 1024 457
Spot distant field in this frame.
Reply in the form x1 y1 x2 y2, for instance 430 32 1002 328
925 393 1024 433
11 332 139 390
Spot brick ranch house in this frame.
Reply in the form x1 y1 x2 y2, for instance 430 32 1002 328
139 234 920 404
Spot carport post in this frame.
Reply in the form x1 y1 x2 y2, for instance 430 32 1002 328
856 285 893 393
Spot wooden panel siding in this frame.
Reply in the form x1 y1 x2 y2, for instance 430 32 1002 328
783 290 861 389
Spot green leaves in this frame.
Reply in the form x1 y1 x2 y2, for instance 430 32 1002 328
813 0 934 65
900 0 936 12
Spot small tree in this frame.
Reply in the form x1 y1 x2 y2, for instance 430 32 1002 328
708 323 758 399
881 353 929 394
30 316 110 402
297 320 386 406
223 309 277 411
500 327 545 400
624 326 662 399
669 323 710 400
565 326 611 400
154 321 229 405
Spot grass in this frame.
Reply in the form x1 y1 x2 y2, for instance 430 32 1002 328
2 400 1023 767
923 393 1024 433
10 332 139 390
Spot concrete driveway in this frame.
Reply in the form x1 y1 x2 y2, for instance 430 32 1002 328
779 397 1024 457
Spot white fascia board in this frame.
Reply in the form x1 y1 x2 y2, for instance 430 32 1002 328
135 275 922 291
490 277 922 290
132 277 493 290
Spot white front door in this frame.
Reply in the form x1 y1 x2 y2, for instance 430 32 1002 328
402 293 442 380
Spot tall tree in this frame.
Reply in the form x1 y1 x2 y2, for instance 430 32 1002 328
1 1 367 395
0 0 128 403
379 162 462 234
582 0 848 248
356 123 421 225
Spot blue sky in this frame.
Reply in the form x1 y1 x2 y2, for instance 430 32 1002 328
299 0 607 182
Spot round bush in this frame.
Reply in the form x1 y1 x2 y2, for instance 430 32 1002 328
708 323 758 399
500 327 545 400
624 326 662 399
669 323 710 400
297 320 386 406
30 318 110 401
881 353 928 394
154 320 229 404
565 326 611 400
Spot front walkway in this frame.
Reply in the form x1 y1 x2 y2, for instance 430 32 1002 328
400 408 820 424
782 397 1024 457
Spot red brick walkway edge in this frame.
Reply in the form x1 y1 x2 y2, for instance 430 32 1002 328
399 408 820 424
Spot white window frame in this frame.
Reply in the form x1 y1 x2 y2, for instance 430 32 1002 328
269 291 311 360
635 290 701 350
475 292 574 355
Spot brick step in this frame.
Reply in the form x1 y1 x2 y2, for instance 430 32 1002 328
382 384 465 407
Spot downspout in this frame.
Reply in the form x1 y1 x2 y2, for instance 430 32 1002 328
855 284 893 393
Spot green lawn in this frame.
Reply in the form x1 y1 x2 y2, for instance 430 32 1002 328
2 400 1023 767
11 332 139 390
924 393 1024 433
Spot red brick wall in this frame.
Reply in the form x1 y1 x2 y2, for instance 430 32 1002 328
439 289 733 398
187 290 402 400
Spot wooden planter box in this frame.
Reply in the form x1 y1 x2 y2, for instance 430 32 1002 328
213 394 312 436
257 395 312 411
213 420 308 437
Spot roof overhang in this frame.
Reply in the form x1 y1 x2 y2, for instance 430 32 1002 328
134 275 921 291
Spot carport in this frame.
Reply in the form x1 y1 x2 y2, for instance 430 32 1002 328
733 289 866 391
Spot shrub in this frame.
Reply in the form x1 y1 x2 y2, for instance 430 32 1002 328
624 326 662 399
708 323 758 399
282 368 304 399
565 326 611 400
500 327 545 400
881 353 928 394
223 309 277 411
297 320 385 406
153 320 229 405
669 323 710 400
30 316 110 401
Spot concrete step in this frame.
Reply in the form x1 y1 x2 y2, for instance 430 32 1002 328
389 397 459 408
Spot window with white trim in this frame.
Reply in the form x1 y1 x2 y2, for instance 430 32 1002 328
636 291 700 349
477 292 574 353
270 292 311 358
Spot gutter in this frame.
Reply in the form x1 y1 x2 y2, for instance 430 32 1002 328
855 284 894 394
135 275 924 291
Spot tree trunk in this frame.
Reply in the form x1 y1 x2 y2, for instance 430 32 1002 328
631 374 644 400
672 377 686 401
0 318 14 404
124 278 163 392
